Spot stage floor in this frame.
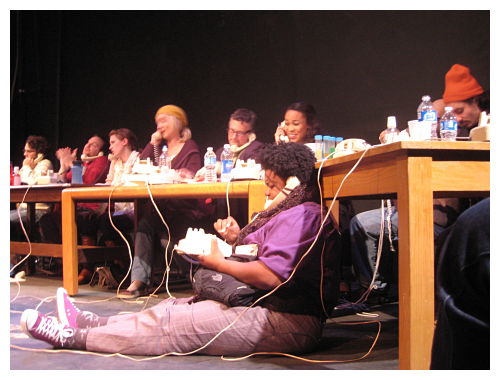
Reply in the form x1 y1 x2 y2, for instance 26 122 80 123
10 274 398 371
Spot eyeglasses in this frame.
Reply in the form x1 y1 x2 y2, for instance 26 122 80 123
227 128 251 137
24 149 36 153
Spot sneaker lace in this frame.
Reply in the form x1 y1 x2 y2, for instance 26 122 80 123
35 316 74 345
80 311 100 327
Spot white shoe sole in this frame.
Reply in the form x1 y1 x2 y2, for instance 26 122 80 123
56 287 70 327
20 309 38 338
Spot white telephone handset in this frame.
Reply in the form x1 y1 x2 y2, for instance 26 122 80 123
33 153 44 165
277 121 290 143
264 176 300 210
81 151 104 162
151 131 162 145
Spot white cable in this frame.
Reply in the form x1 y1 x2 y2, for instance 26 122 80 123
10 185 35 275
144 180 174 300
106 184 135 296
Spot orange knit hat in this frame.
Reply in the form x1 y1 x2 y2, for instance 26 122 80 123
155 105 188 127
443 64 484 103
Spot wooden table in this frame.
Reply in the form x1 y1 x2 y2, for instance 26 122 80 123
318 141 490 370
10 183 131 265
61 180 267 296
11 184 69 229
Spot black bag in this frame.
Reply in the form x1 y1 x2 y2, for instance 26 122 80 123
192 267 264 307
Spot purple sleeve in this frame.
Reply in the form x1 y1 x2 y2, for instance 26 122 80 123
242 203 323 280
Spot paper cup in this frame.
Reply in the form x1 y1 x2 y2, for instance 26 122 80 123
408 120 431 140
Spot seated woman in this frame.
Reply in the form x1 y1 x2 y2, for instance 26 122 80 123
274 101 354 297
118 104 209 298
97 128 140 247
273 101 320 144
10 135 54 241
20 142 341 357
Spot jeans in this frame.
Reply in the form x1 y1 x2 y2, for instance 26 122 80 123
349 207 445 291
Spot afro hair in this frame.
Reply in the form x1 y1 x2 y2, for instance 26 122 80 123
258 142 316 184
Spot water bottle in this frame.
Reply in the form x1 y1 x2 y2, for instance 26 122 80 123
314 135 323 160
382 116 400 144
13 166 21 186
158 145 171 171
204 147 217 183
329 136 336 155
220 144 233 182
417 95 438 139
71 160 83 184
440 106 458 141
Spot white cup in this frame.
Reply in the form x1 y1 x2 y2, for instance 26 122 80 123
408 120 431 141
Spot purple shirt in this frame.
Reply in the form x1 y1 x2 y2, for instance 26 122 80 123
242 202 333 281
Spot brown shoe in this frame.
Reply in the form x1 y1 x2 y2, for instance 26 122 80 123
78 268 92 284
117 282 148 299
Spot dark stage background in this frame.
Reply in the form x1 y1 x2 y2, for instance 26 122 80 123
10 10 490 167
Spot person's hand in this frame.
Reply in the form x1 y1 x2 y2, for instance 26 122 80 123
150 131 162 145
213 216 240 244
274 121 287 143
194 167 206 181
22 157 35 169
57 147 77 172
177 168 195 179
379 129 389 144
196 236 225 270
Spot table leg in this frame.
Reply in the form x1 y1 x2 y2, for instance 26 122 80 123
247 181 266 223
61 191 79 295
397 156 435 369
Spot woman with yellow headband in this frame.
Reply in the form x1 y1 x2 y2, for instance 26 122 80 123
119 104 209 298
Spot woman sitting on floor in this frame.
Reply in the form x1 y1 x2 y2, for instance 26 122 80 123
20 142 341 357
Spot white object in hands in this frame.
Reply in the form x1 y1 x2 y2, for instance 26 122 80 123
174 228 258 259
174 228 233 257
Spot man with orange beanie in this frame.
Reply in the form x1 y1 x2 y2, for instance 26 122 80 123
442 64 489 136
345 64 489 309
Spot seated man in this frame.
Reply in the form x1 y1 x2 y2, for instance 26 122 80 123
39 134 110 246
195 108 265 225
431 198 490 369
349 64 489 301
194 107 264 179
38 135 110 283
20 142 341 357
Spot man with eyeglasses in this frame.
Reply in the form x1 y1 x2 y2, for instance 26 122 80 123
195 108 264 227
195 108 264 180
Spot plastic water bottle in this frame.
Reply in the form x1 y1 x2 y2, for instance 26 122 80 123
204 147 217 183
220 144 233 182
12 166 21 186
71 160 83 184
314 135 323 160
382 116 400 144
329 136 336 155
440 106 458 141
158 145 171 171
417 95 438 139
